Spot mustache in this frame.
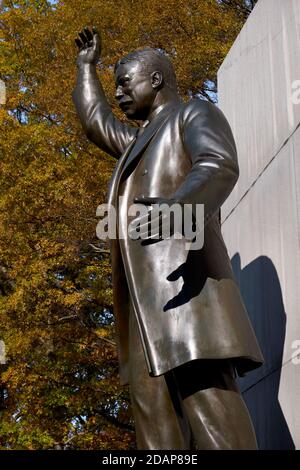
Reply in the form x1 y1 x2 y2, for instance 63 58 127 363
119 99 133 107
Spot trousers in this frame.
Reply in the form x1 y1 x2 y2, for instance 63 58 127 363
128 302 258 450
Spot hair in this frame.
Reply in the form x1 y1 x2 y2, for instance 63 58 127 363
114 48 178 91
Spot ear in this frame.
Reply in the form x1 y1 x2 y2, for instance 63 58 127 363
151 71 163 89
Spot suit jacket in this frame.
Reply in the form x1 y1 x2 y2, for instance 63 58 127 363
73 67 264 385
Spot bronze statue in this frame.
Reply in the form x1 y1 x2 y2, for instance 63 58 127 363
73 27 264 450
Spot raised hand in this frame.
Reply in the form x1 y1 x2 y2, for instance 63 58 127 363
75 27 101 66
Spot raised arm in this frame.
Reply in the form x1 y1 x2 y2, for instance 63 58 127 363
72 27 137 159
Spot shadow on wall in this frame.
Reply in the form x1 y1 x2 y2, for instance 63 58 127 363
231 253 295 450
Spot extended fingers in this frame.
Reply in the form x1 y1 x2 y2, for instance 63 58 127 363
134 196 161 206
74 33 86 50
129 212 167 240
84 27 93 41
139 216 161 236
75 38 83 49
75 28 93 50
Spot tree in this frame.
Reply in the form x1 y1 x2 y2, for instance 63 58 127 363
0 0 256 449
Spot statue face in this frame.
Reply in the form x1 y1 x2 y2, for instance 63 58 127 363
115 60 157 120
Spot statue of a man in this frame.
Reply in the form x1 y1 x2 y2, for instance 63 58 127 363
73 27 263 450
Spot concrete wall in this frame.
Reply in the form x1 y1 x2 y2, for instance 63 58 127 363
218 0 300 450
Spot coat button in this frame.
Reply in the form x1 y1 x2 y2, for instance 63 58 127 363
142 169 148 175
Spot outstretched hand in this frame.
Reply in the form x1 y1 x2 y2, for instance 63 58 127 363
129 197 183 242
75 27 101 66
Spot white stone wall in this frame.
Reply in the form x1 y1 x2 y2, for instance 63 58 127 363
218 0 300 450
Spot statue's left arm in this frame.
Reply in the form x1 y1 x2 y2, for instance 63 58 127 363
131 101 238 240
173 100 239 223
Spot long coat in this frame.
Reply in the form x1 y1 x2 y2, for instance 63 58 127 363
73 77 264 385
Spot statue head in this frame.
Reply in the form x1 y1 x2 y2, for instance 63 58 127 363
114 48 178 120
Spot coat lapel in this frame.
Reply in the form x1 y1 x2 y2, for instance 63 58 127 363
121 103 175 175
107 136 137 208
107 102 178 209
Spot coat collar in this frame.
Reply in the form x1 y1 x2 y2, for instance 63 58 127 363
121 101 180 175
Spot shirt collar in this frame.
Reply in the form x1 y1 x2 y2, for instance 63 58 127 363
140 101 180 129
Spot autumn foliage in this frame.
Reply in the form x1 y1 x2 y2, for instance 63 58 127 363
0 0 256 450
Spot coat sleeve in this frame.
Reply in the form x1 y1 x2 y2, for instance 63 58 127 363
172 100 239 224
72 64 137 159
